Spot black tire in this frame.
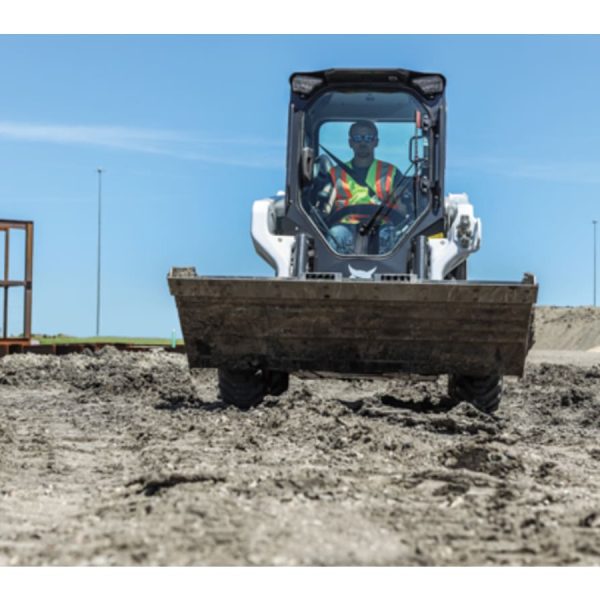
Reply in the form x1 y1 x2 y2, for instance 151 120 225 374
448 373 503 414
218 368 266 411
265 370 289 397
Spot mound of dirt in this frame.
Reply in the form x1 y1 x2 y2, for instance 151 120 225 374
534 306 600 351
1 346 600 566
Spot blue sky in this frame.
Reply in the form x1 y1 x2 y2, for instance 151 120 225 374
1 35 599 337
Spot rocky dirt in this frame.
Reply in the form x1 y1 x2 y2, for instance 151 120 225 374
1 308 600 566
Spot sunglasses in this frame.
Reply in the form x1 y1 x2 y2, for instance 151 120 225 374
350 134 377 143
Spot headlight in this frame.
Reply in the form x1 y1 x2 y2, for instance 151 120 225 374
412 75 445 96
291 75 323 95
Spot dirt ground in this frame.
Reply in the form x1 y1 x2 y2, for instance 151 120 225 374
1 307 600 566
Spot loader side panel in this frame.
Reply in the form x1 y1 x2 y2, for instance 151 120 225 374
169 275 538 377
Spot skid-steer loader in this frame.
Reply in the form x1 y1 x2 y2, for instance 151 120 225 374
168 68 538 413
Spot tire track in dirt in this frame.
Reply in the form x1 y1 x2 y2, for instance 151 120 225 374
1 346 600 564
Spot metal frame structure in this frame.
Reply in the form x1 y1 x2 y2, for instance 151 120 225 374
0 219 33 344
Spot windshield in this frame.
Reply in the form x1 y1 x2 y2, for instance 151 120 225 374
301 90 430 256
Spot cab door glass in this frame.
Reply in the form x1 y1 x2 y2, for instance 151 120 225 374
302 107 430 256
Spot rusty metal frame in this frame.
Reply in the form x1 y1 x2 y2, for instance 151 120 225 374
0 219 33 344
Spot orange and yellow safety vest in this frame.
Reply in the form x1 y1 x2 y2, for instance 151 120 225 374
329 159 397 224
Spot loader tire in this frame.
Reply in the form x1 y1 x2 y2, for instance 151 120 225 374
448 374 503 414
218 368 265 411
265 370 289 397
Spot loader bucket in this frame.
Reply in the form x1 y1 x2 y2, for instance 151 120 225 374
168 269 538 377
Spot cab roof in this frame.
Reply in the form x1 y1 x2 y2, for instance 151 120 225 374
289 68 446 99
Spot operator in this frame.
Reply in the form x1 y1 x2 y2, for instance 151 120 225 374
323 120 410 254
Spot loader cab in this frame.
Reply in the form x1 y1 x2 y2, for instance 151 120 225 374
285 69 447 277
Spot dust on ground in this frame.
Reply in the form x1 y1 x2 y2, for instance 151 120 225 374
1 307 600 566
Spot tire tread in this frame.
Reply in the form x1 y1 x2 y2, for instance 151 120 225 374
218 368 265 410
448 374 503 414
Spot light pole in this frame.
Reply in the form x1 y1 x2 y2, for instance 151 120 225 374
594 220 598 307
96 168 104 337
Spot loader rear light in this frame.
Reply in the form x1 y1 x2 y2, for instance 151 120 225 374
292 75 323 95
375 273 417 282
302 272 342 281
412 75 445 96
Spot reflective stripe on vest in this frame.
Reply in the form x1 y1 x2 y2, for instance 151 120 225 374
329 166 352 201
375 160 383 198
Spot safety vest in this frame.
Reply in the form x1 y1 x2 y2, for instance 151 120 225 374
329 160 397 224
